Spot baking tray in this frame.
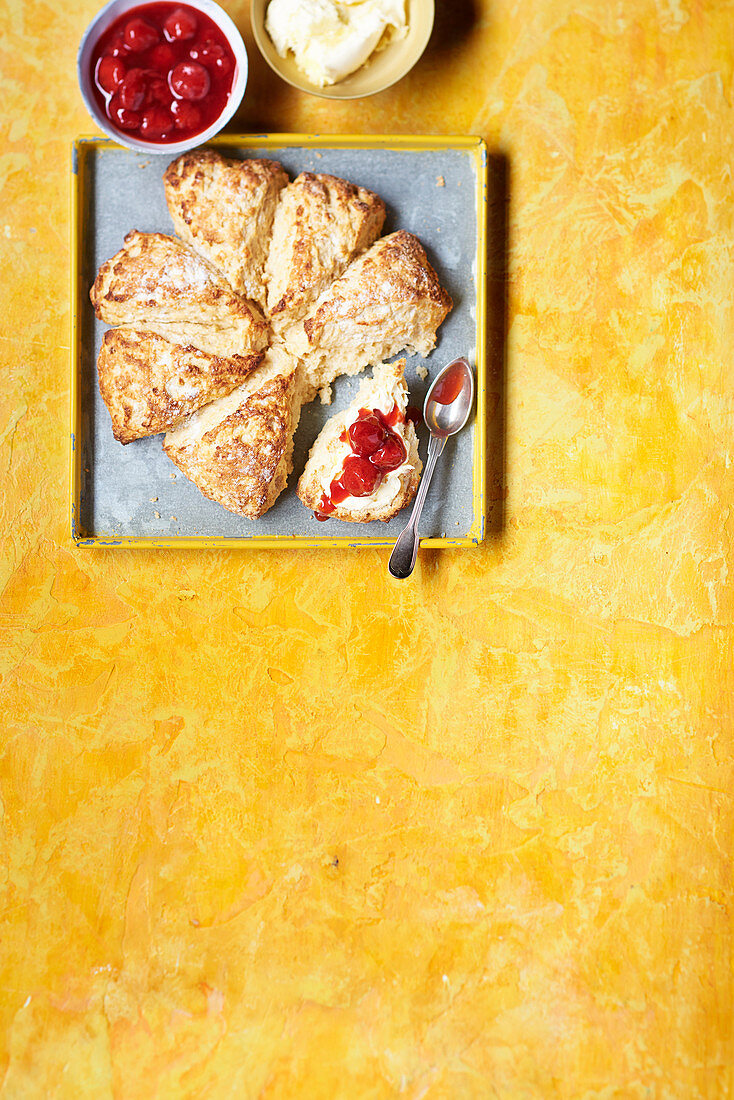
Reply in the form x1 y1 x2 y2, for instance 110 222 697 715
70 134 487 549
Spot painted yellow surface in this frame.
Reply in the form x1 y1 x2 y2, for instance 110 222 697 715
0 0 732 1097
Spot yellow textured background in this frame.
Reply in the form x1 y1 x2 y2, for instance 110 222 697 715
0 0 732 1096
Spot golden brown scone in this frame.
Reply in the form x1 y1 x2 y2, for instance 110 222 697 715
163 151 288 305
90 230 268 357
96 327 263 445
297 359 421 523
163 346 304 519
282 230 453 403
265 172 385 331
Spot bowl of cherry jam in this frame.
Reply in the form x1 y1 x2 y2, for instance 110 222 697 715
78 0 247 153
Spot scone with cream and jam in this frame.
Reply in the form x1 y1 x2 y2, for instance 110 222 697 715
297 358 420 523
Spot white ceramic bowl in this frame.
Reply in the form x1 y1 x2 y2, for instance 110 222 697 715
77 0 248 154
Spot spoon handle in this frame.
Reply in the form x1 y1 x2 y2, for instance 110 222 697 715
388 434 446 579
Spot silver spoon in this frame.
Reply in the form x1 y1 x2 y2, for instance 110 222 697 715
388 357 474 580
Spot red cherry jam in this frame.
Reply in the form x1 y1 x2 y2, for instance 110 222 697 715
314 404 407 521
90 3 236 145
431 361 466 405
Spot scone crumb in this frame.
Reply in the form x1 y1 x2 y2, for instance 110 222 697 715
169 473 177 479
171 516 178 522
436 175 445 187
150 496 158 502
154 511 161 519
416 364 428 381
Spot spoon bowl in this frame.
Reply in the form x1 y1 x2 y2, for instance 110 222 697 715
423 357 474 436
388 357 474 580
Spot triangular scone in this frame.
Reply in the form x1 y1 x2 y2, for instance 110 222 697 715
97 327 263 445
163 151 288 305
163 347 304 519
90 231 268 357
282 231 453 402
265 172 385 331
136 320 263 360
297 359 422 523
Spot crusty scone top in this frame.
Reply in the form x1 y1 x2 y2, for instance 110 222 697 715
301 230 453 337
163 150 288 239
89 230 268 339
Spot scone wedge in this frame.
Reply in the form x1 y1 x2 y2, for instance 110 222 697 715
163 151 288 306
90 230 269 357
163 347 304 519
283 231 453 402
97 327 263 444
265 172 385 331
297 358 421 523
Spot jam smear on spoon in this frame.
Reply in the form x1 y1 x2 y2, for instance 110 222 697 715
430 361 466 405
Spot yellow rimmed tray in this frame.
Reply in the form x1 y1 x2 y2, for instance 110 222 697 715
70 133 488 549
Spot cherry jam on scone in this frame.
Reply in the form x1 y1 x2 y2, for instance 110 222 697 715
91 3 236 144
315 404 407 520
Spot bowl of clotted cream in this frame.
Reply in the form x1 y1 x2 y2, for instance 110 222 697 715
250 0 434 99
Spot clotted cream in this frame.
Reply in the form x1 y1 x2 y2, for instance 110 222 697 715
265 0 407 87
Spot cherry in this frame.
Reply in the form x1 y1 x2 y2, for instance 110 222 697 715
190 40 232 75
170 98 202 130
96 55 126 93
148 42 176 70
124 17 159 52
108 95 141 130
348 415 386 457
118 69 147 110
140 106 172 138
169 60 210 101
164 7 198 41
370 435 406 470
144 71 170 105
339 456 380 497
107 33 129 58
